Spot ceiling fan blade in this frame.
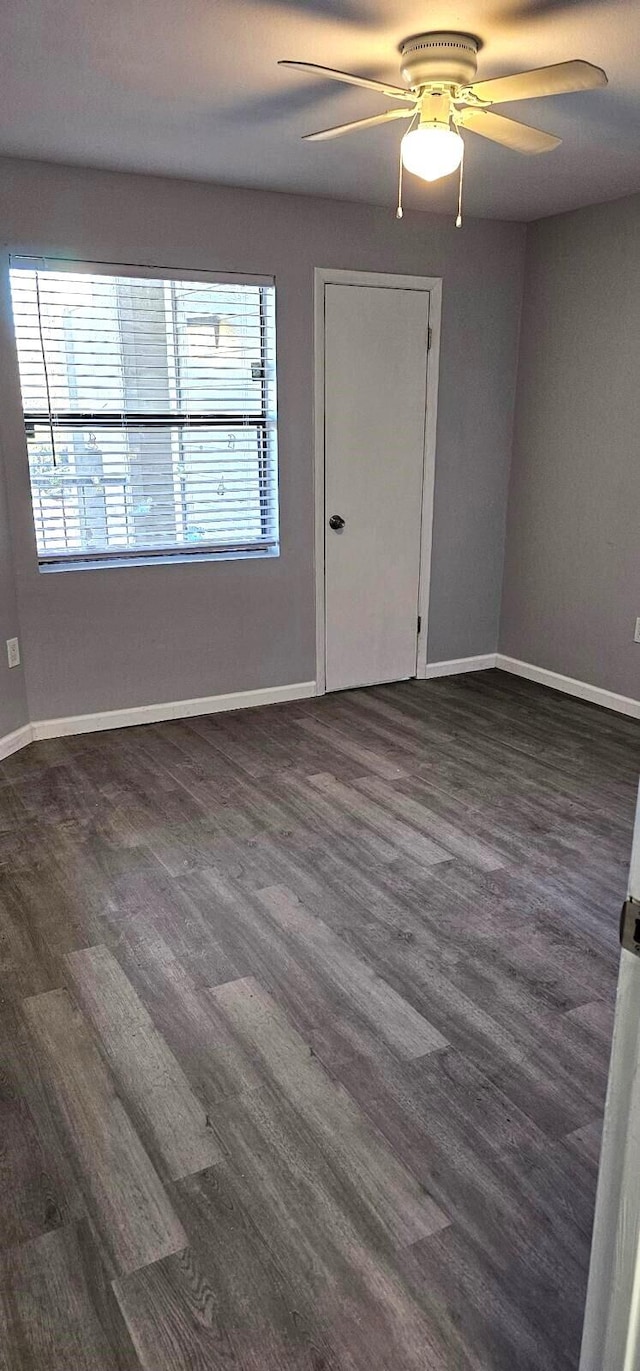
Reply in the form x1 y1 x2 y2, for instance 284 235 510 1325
464 60 607 106
457 108 561 153
278 60 415 103
303 107 415 141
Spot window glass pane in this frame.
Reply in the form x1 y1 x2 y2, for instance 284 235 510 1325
172 283 264 416
181 428 265 545
25 423 273 558
12 272 127 414
9 265 279 564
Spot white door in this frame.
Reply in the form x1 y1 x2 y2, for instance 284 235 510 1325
323 282 430 694
580 780 640 1371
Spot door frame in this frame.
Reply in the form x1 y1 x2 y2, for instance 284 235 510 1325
579 779 640 1371
313 266 442 696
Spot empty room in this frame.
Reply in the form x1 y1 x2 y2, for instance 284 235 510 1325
0 0 639 1367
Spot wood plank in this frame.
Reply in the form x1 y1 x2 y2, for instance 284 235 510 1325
23 988 186 1275
331 1044 595 1336
0 883 56 1001
210 975 450 1247
112 932 264 1103
408 1222 579 1371
307 771 452 867
114 1166 341 1371
65 945 221 1179
0 1223 139 1370
257 883 447 1059
205 1090 453 1371
180 867 416 1067
0 1001 88 1242
0 1021 69 1250
106 861 243 988
275 768 401 866
354 773 506 871
565 1119 603 1168
295 714 408 780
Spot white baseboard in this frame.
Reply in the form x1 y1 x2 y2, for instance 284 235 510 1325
420 652 640 720
422 654 497 679
30 681 317 741
0 722 33 760
3 654 637 759
496 655 640 721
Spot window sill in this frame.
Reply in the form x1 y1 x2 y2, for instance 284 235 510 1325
38 546 280 574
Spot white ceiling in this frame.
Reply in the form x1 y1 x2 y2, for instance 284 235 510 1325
1 0 639 220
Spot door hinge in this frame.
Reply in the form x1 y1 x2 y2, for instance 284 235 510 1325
620 897 640 957
427 326 432 353
417 615 422 635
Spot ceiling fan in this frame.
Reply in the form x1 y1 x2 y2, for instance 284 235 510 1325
279 34 607 222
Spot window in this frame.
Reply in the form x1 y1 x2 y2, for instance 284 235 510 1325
9 260 279 567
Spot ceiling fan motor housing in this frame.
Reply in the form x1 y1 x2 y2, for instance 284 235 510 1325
400 32 479 90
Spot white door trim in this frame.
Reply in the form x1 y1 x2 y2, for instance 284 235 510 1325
313 267 442 695
579 781 640 1371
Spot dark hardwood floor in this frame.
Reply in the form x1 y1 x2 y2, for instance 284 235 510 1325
0 668 638 1369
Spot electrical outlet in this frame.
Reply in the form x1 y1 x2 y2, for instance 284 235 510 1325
6 637 20 669
635 618 640 645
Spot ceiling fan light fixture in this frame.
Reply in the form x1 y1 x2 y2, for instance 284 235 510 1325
401 125 464 183
283 43 607 212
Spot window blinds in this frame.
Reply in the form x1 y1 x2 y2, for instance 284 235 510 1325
9 261 279 565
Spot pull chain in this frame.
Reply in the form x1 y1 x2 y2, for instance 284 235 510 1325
396 108 419 221
456 133 465 229
396 143 404 219
395 117 465 227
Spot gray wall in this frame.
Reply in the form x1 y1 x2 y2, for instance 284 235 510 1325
501 193 640 701
0 157 525 722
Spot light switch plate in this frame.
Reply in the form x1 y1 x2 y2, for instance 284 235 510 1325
6 637 20 668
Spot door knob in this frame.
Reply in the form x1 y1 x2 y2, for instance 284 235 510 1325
329 514 345 531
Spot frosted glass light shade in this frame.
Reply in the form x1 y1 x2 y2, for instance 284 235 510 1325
401 126 463 183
